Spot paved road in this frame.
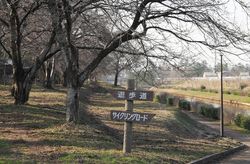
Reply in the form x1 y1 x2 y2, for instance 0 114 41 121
219 148 250 164
218 128 250 164
183 111 250 164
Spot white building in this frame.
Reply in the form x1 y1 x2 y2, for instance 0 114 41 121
203 72 217 78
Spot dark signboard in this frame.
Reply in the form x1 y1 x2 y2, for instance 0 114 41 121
111 90 154 101
110 110 155 123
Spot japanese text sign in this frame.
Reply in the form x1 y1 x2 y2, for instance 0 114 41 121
111 110 155 123
112 90 154 101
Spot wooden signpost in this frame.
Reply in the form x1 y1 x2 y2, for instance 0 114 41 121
110 79 155 153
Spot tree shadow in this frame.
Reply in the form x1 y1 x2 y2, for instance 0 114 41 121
78 87 123 144
0 104 64 130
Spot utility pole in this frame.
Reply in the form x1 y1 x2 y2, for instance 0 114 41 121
220 54 224 137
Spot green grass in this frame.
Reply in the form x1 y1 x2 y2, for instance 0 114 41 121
164 89 250 104
226 124 250 135
0 83 241 163
58 150 149 164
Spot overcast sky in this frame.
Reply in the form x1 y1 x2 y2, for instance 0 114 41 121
209 0 250 67
146 0 250 68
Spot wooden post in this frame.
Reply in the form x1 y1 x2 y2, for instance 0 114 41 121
123 79 135 153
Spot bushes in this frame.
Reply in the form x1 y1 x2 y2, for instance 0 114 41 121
167 97 174 106
223 90 231 95
240 83 248 90
178 100 191 110
153 94 161 103
154 93 167 104
154 94 166 104
234 114 250 130
199 106 219 119
154 93 176 106
234 114 243 127
241 117 250 130
200 85 206 90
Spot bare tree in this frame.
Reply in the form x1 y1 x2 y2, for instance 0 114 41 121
108 46 142 87
0 0 60 104
47 0 250 123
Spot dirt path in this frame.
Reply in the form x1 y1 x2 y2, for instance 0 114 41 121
182 111 250 164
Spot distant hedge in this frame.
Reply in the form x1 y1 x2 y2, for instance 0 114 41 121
154 93 167 104
154 94 161 103
167 97 174 106
178 100 191 111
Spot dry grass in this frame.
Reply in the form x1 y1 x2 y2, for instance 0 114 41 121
176 79 250 92
0 83 241 163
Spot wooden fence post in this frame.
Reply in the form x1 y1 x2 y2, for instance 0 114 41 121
123 79 135 153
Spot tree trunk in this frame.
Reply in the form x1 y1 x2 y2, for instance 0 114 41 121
63 70 67 87
66 86 79 123
12 67 32 104
47 0 83 123
65 46 80 123
114 70 119 86
44 58 55 89
6 0 56 105
13 82 32 105
44 62 52 88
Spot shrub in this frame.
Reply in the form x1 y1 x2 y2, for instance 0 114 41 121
167 97 174 106
154 93 167 104
223 90 231 95
178 100 191 110
240 83 248 90
234 114 243 127
241 117 250 130
199 106 219 119
234 114 250 130
200 85 206 90
159 93 167 104
154 95 161 103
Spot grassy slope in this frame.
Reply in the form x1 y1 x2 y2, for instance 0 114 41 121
0 83 240 163
160 88 250 104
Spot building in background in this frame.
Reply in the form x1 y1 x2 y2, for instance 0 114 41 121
0 59 13 84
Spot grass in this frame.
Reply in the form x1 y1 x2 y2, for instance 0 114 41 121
174 79 250 92
226 124 250 135
160 88 250 104
0 83 241 163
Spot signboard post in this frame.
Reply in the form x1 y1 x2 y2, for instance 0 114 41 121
123 79 134 153
110 79 154 154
